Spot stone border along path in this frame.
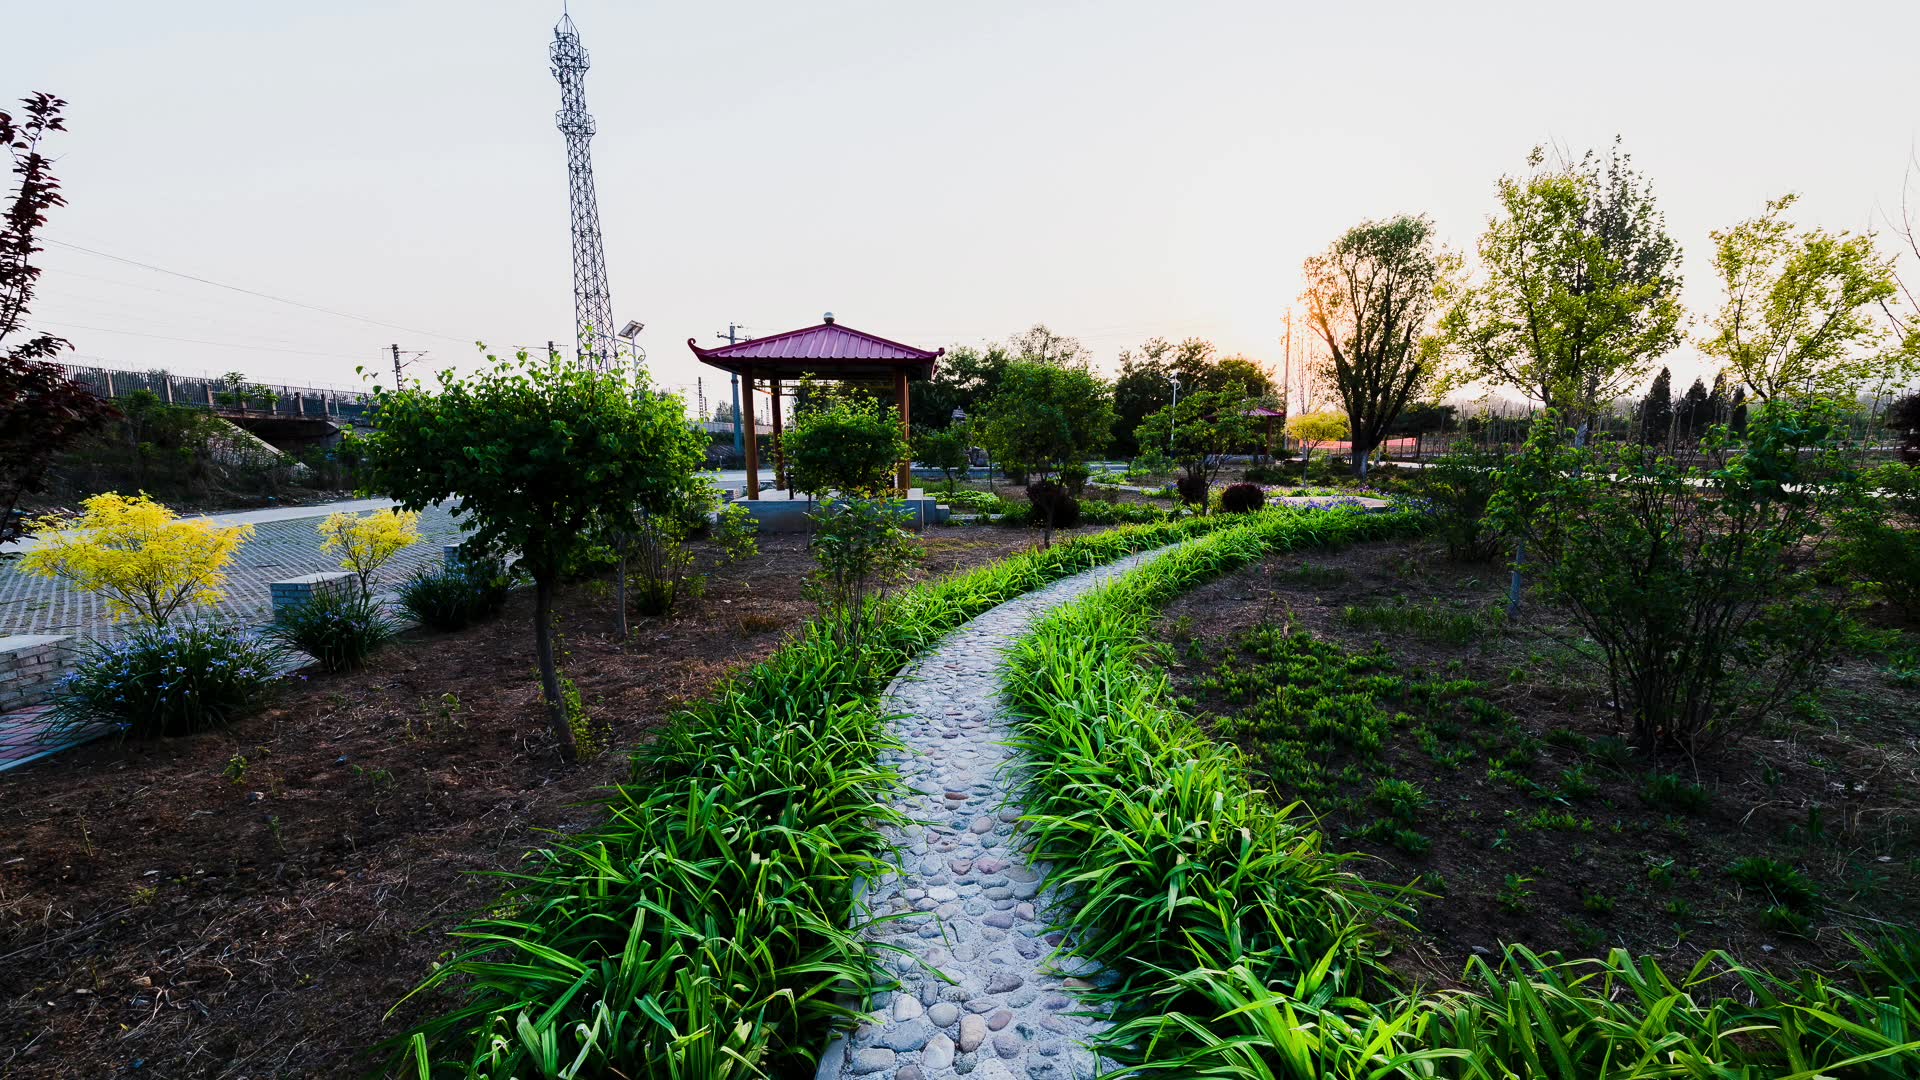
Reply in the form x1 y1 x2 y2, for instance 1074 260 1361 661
817 544 1178 1080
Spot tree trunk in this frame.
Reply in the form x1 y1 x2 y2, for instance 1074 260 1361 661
1351 439 1373 478
615 546 628 639
532 576 578 761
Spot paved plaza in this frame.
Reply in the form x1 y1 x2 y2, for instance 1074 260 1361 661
0 500 467 639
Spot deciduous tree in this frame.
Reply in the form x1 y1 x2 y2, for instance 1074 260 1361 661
1444 141 1685 433
978 362 1114 543
358 349 706 761
1303 214 1454 477
1 93 117 543
1703 194 1906 401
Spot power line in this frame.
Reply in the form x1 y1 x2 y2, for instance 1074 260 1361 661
33 319 386 362
44 238 474 346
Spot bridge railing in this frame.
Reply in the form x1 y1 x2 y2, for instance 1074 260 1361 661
58 364 378 423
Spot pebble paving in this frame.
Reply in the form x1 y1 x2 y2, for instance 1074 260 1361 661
816 544 1176 1080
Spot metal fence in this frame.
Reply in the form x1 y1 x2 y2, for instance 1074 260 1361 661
58 363 378 423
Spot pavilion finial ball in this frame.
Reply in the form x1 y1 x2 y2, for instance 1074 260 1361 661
823 312 835 325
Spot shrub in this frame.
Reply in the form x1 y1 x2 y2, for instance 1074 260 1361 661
1175 472 1209 506
317 507 421 597
53 621 282 738
19 491 251 626
397 557 514 631
1077 499 1169 526
1492 403 1859 752
806 498 922 654
1241 463 1292 485
268 587 396 673
1059 461 1090 496
1025 480 1081 530
1413 441 1504 561
1219 481 1265 514
784 381 910 498
1835 462 1920 617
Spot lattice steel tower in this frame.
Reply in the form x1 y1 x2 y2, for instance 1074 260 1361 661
550 13 614 368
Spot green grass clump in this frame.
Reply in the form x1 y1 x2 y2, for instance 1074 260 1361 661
1727 855 1822 913
391 511 1265 1075
1341 596 1507 645
1002 511 1920 1077
1641 771 1711 814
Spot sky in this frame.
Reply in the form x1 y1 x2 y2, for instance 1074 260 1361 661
12 0 1920 410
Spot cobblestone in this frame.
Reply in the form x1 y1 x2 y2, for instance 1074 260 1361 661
816 544 1177 1080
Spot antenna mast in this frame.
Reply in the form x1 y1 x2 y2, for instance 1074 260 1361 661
550 12 615 368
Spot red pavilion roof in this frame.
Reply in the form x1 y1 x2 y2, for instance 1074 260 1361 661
689 316 941 379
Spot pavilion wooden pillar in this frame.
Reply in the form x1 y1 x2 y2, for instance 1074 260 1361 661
770 378 787 492
895 370 912 495
742 368 760 500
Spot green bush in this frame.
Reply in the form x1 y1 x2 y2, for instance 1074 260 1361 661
1220 481 1266 513
1640 771 1711 814
268 587 395 673
53 621 282 738
1836 462 1920 617
397 558 514 631
1492 404 1859 752
1412 441 1504 561
1025 480 1081 530
1726 855 1820 913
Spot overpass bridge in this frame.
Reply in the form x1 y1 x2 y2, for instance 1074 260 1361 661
58 362 376 449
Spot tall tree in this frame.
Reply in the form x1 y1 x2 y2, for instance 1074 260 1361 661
1008 323 1093 370
1639 366 1673 444
908 342 1012 431
0 93 117 544
1444 140 1685 434
1676 376 1711 438
1702 194 1905 401
1303 214 1453 476
977 362 1114 544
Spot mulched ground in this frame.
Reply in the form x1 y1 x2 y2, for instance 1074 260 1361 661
1156 537 1920 987
0 526 1051 1078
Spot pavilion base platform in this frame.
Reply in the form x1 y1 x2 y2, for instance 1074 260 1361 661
723 487 951 532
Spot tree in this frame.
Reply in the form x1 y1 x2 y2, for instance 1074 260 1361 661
1285 410 1350 469
1303 214 1454 477
1138 385 1261 505
914 425 970 493
1703 194 1905 402
1676 376 1710 439
978 362 1114 544
1444 140 1685 433
782 381 911 499
358 349 707 761
20 493 252 626
1 93 118 544
1008 323 1093 370
907 342 1012 432
1638 366 1673 444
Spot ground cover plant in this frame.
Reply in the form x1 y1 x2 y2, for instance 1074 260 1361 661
1006 520 1920 1077
393 512 1259 1077
267 585 396 673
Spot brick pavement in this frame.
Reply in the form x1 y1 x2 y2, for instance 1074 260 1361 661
0 504 466 637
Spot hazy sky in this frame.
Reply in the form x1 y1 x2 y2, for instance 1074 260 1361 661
13 0 1920 406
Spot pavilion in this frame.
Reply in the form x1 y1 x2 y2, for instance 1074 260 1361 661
688 313 949 529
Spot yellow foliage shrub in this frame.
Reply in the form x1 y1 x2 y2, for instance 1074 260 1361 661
19 492 252 626
318 507 421 597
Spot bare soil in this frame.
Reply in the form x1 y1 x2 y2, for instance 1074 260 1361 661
0 527 1048 1078
1156 537 1920 987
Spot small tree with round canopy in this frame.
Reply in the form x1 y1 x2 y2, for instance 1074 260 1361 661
977 362 1114 546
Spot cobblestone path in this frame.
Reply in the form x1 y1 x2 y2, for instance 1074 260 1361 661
0 503 464 637
817 545 1175 1080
